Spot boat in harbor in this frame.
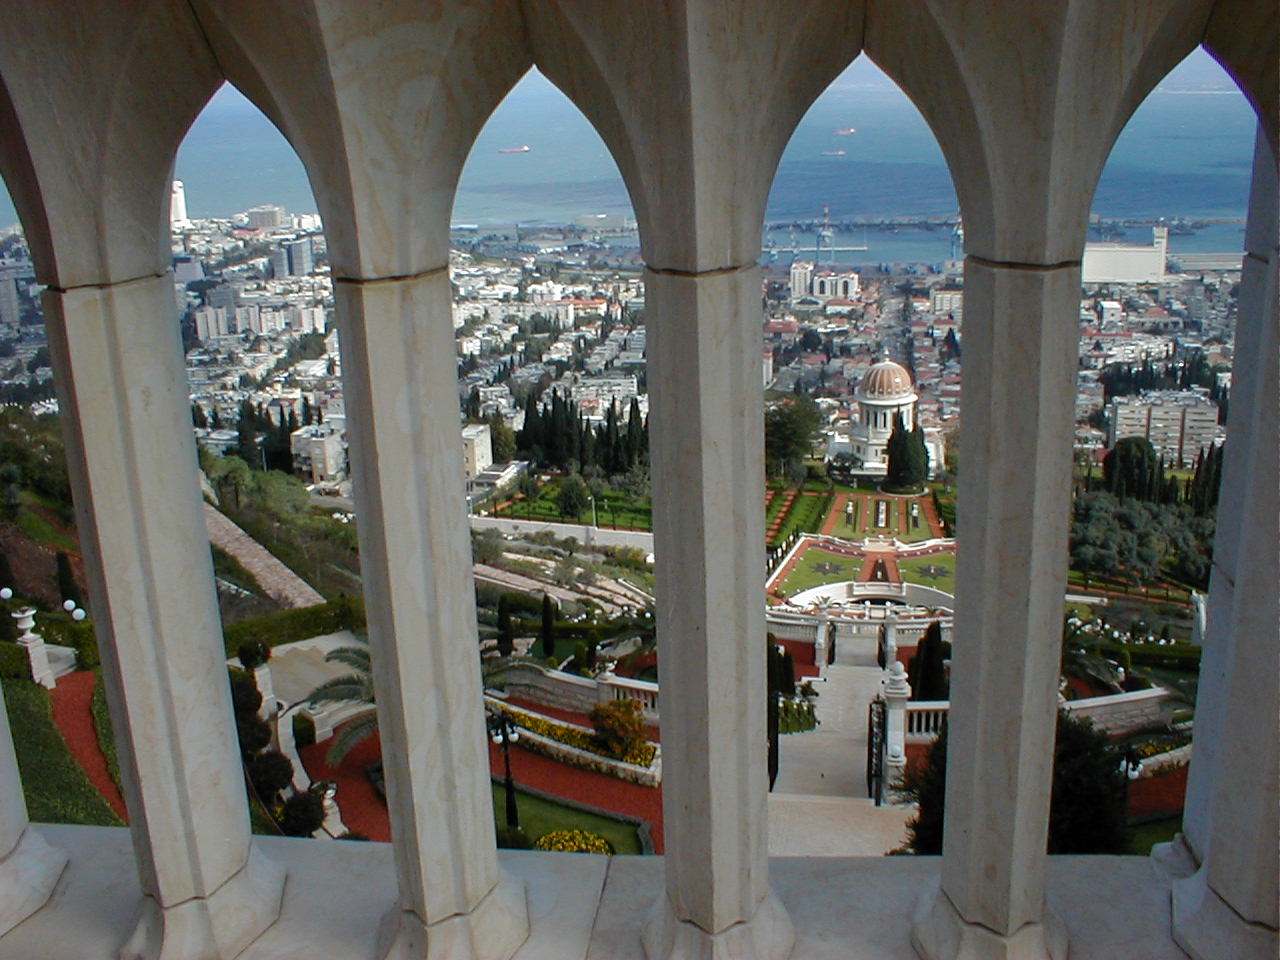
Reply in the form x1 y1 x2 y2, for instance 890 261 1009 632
498 145 531 154
834 127 857 135
821 149 847 156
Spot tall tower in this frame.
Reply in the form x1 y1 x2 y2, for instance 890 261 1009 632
170 180 188 228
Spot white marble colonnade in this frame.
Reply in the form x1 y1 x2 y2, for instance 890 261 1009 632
0 3 1272 960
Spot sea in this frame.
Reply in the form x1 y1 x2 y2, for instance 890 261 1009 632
0 50 1259 266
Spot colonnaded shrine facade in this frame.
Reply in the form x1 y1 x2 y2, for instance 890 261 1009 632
0 3 1273 960
847 358 919 472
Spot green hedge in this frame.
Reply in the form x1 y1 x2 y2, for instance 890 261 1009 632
1096 642 1201 672
2 677 123 826
89 672 122 792
223 594 365 655
0 643 28 681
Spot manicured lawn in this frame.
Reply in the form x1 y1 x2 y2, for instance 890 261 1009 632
818 491 936 542
16 493 79 553
897 552 957 595
776 544 861 597
492 783 643 855
3 677 123 826
770 492 830 547
494 482 652 531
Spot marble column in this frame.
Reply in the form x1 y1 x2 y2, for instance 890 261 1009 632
43 274 284 959
643 264 792 960
1170 127 1278 960
911 261 1080 960
333 270 528 960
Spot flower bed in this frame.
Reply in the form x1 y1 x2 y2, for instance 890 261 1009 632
533 828 613 854
500 702 656 767
487 697 661 787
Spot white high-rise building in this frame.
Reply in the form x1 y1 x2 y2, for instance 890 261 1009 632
169 179 188 228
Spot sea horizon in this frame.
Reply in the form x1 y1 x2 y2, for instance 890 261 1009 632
0 49 1260 251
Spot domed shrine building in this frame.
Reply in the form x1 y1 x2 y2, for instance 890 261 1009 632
846 358 918 474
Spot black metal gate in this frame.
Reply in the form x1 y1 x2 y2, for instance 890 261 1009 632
866 696 886 806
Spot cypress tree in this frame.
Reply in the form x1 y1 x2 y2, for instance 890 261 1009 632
540 594 556 658
496 595 514 657
907 621 949 701
885 414 916 491
625 398 644 469
55 551 81 607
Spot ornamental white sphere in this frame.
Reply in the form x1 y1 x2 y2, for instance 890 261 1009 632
72 609 86 621
63 599 77 612
0 587 11 600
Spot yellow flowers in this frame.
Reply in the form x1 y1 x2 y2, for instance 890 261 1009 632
533 829 613 854
498 704 657 767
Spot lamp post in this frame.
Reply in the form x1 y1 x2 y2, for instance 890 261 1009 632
588 494 598 528
487 709 521 832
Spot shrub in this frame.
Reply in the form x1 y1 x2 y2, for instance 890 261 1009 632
236 714 272 756
278 789 326 837
222 594 365 655
237 640 271 670
248 750 295 799
0 642 28 681
533 828 613 854
895 712 1129 855
498 703 656 767
589 698 646 761
229 670 263 716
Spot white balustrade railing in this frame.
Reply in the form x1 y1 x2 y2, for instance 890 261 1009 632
600 674 660 719
905 701 950 739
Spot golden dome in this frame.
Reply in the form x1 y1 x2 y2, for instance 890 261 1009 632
860 359 914 399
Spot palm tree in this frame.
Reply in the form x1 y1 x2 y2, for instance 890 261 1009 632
306 642 378 765
305 640 534 766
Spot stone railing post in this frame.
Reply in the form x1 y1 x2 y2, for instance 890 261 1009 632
883 660 911 776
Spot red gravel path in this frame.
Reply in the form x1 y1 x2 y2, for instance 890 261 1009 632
49 671 128 821
1128 766 1188 822
300 719 667 852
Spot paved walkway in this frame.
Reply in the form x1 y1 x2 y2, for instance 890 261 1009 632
204 504 325 609
768 656 913 857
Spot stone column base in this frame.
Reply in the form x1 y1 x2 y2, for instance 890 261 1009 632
1172 870 1278 960
0 827 68 936
642 890 794 960
378 871 528 960
120 842 285 960
912 879 1068 960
